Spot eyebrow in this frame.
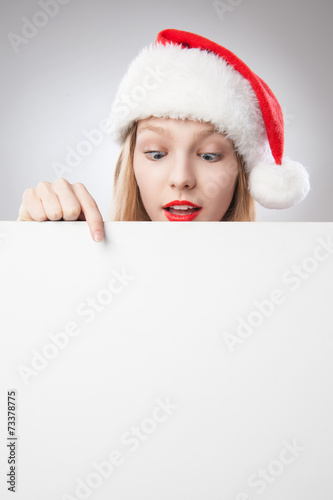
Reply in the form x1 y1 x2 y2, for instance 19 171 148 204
137 124 219 141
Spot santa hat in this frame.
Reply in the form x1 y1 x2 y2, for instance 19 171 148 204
108 28 310 209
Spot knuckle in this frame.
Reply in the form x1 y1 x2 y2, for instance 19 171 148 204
35 213 48 222
47 210 62 220
37 181 51 190
54 177 70 187
22 187 34 200
73 182 86 191
65 206 81 219
86 199 99 211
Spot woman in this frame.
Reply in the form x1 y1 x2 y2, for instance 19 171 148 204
17 29 310 241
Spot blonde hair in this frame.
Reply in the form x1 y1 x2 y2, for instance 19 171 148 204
108 120 256 221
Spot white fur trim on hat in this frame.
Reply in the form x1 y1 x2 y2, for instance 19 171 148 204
109 42 268 171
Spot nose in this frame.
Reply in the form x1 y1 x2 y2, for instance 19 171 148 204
168 154 196 190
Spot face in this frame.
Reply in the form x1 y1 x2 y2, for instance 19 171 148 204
133 117 239 221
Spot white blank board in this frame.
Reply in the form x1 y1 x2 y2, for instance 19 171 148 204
0 221 333 499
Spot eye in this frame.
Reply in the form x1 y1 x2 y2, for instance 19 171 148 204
144 151 167 161
200 153 222 162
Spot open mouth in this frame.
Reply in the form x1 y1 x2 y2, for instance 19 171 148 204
163 204 202 221
164 206 201 215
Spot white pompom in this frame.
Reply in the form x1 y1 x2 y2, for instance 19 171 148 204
248 158 310 209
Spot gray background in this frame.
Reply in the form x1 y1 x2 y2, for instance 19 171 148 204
1 0 332 222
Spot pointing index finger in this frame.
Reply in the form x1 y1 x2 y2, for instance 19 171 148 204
72 183 104 242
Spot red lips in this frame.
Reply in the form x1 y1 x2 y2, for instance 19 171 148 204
163 200 202 221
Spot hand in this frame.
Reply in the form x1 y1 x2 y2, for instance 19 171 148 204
17 178 104 242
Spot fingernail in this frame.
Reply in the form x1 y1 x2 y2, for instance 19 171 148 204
94 231 103 242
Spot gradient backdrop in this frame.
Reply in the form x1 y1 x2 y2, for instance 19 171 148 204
1 0 332 222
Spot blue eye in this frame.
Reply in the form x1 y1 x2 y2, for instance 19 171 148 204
144 151 166 160
144 151 222 162
200 153 222 162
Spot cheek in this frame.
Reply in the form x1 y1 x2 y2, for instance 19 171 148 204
133 154 162 204
133 150 140 183
203 159 239 201
133 153 147 193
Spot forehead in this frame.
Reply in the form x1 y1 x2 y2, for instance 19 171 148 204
136 117 222 140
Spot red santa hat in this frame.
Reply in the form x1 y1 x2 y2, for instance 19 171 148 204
108 28 310 209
